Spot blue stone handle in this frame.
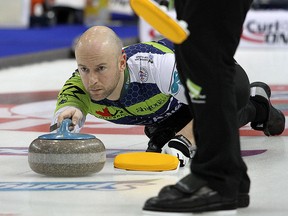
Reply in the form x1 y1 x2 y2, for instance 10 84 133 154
58 118 73 137
38 119 96 140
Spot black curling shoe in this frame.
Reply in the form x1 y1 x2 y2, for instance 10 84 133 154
143 174 249 213
250 82 285 136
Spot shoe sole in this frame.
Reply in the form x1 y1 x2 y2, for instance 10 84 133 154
264 107 286 136
238 193 250 208
143 201 237 213
142 209 237 215
142 195 249 214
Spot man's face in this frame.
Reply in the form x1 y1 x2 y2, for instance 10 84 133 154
76 47 124 101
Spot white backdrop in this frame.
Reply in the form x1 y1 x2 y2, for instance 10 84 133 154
139 10 288 49
0 0 30 28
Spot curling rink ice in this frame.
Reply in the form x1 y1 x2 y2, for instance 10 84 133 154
0 48 287 216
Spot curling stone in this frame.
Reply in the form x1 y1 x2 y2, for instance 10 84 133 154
28 119 106 177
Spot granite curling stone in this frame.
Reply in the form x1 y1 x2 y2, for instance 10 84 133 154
28 119 106 177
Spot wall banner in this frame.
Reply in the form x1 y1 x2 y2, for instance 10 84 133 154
240 10 288 48
139 10 288 49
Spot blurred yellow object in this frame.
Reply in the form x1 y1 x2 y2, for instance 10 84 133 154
130 0 189 44
84 0 110 26
114 152 179 171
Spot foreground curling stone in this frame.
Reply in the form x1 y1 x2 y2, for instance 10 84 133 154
28 119 106 177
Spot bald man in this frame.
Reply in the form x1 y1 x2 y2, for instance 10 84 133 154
52 26 285 167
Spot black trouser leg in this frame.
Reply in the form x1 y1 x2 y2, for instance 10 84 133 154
235 63 266 128
234 63 256 128
174 0 252 198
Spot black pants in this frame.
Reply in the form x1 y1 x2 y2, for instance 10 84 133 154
174 0 253 198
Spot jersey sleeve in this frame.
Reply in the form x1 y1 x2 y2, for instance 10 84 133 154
54 71 90 116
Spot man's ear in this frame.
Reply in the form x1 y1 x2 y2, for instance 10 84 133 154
119 53 127 71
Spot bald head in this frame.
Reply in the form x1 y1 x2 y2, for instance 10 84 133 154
74 26 127 101
75 26 123 58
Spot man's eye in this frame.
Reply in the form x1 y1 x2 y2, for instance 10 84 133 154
80 67 88 73
97 66 105 72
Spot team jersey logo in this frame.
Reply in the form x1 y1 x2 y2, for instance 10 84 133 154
170 70 181 95
148 54 154 63
95 107 113 117
95 107 126 120
139 67 149 82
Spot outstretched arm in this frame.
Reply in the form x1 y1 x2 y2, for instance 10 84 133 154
51 106 86 132
51 71 90 132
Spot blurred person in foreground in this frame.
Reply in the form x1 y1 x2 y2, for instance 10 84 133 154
140 0 285 214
